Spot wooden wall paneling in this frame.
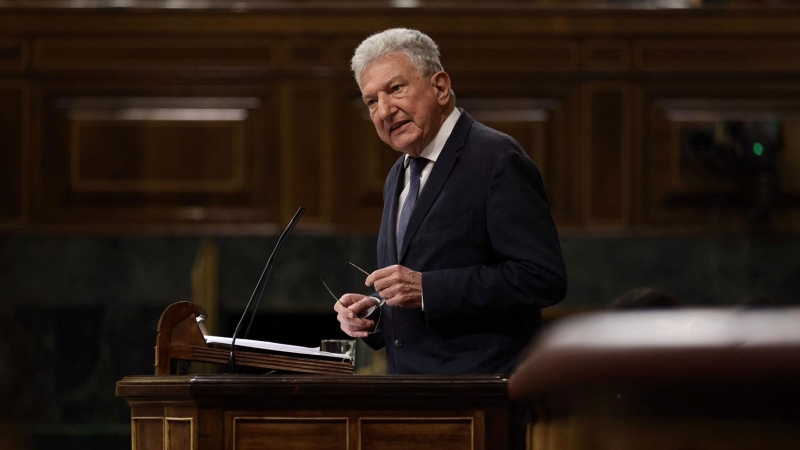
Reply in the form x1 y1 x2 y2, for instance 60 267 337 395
331 84 398 232
582 40 631 72
774 115 800 231
197 409 224 450
644 96 738 228
278 38 336 71
439 39 580 74
561 86 583 228
6 8 800 39
6 5 800 234
0 82 27 224
32 38 279 73
252 85 282 228
359 417 478 450
67 106 247 194
165 418 193 450
457 94 579 226
0 39 29 71
641 90 800 231
230 417 348 450
333 38 362 72
580 82 632 228
132 417 164 450
32 86 281 227
223 410 484 450
631 85 646 228
279 82 332 225
30 84 44 227
129 404 204 450
633 40 800 72
162 405 199 450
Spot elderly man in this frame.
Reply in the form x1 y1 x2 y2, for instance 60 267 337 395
335 28 567 374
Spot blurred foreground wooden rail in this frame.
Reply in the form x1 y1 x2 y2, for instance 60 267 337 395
509 309 800 450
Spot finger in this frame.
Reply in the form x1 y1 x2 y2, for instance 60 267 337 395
338 293 365 306
345 329 369 339
340 324 368 338
384 291 406 307
339 311 374 329
350 317 374 330
364 270 380 287
378 282 405 301
365 265 398 286
376 287 392 302
337 308 356 321
336 302 357 321
333 300 348 314
340 319 374 338
373 271 402 292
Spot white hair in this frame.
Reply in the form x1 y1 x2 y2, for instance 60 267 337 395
351 28 444 87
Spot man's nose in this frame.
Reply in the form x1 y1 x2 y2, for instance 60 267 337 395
376 93 394 120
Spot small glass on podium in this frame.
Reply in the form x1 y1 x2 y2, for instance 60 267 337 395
320 339 356 365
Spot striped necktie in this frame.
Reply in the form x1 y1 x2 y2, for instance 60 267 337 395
396 157 428 257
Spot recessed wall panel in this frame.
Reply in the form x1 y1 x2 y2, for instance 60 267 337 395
166 418 193 450
582 85 631 227
71 119 243 193
0 86 23 222
360 418 474 450
233 417 347 450
0 40 28 70
133 418 164 450
35 93 278 225
283 85 328 221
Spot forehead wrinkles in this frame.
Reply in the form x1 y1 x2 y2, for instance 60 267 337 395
360 54 422 92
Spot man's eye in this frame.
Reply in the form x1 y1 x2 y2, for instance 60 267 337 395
391 85 402 92
366 99 376 107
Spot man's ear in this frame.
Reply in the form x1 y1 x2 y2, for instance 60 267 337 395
431 71 452 106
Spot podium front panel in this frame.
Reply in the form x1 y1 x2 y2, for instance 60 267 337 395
117 375 516 450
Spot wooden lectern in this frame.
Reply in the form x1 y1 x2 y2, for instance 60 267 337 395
155 301 352 375
116 375 519 450
118 302 521 450
509 309 800 450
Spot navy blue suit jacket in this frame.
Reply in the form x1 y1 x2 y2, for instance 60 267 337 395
366 110 567 374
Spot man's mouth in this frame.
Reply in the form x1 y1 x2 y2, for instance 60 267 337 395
389 120 411 134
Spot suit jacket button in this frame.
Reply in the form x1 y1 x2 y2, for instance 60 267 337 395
394 339 403 349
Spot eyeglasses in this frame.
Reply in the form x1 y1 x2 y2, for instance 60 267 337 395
345 259 370 276
320 261 383 333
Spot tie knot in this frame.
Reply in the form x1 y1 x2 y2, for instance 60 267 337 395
410 157 428 177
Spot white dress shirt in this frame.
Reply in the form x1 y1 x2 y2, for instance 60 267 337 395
396 107 462 233
393 107 461 311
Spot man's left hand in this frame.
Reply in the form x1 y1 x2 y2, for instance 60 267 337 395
365 265 422 308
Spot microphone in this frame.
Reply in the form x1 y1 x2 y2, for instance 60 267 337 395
228 207 305 373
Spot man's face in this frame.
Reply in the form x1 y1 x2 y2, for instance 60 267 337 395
359 53 448 157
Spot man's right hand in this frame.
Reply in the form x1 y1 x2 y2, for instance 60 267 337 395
335 294 378 338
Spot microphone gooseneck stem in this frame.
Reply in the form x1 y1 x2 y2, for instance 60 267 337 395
228 206 305 373
243 261 274 339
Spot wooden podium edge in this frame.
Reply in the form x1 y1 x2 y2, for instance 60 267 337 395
155 301 353 375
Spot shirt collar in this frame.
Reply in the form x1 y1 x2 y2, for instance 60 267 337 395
403 108 461 168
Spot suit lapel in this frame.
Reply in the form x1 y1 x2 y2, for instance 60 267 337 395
385 160 405 265
398 111 473 263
